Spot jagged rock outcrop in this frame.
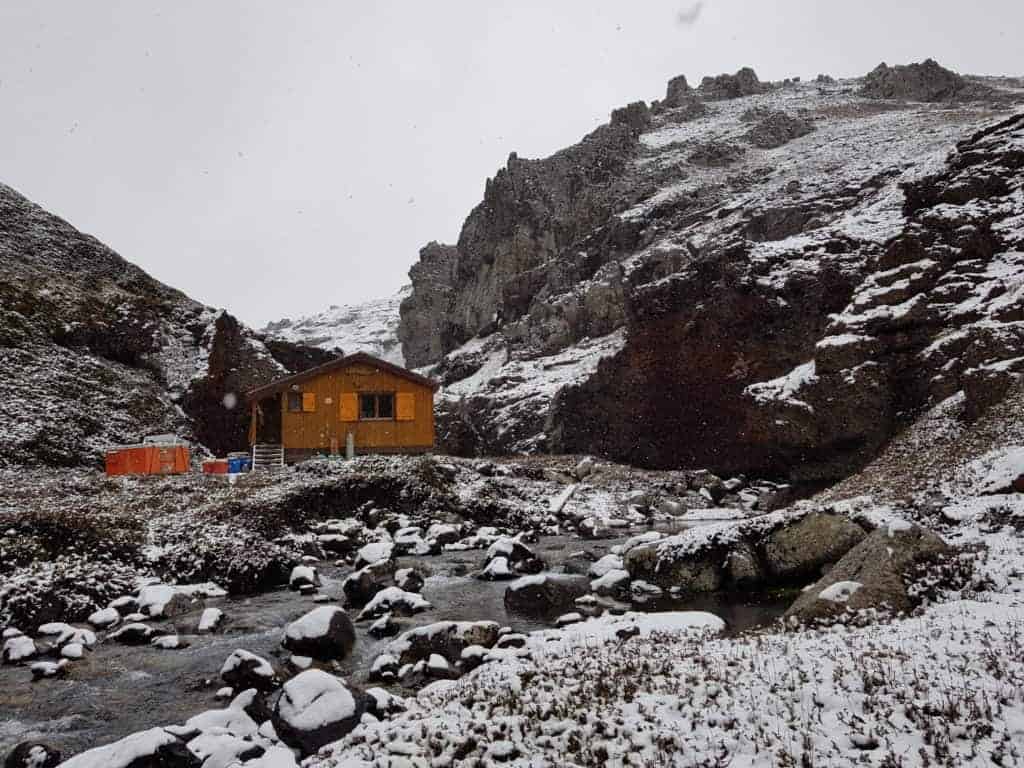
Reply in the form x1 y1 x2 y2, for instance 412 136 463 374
0 183 324 465
860 59 994 102
698 67 774 100
399 60 1023 478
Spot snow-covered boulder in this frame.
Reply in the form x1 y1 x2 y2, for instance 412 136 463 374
355 587 431 621
386 621 501 666
504 574 591 615
368 612 400 639
151 635 189 650
281 606 355 661
57 727 196 768
591 568 631 597
197 608 224 633
30 660 69 679
271 670 363 756
106 623 158 645
87 607 120 629
220 649 278 692
288 565 320 591
589 553 624 578
354 541 394 568
136 585 191 619
2 635 37 664
185 731 263 767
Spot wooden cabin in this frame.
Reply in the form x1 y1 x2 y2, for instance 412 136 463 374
246 352 439 463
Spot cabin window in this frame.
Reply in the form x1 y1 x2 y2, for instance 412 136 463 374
287 391 303 412
359 392 395 420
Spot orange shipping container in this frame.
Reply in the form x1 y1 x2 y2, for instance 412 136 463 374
105 445 190 476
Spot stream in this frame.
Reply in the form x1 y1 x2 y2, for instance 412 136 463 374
0 524 792 758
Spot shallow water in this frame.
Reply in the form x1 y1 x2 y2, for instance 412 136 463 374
0 523 790 758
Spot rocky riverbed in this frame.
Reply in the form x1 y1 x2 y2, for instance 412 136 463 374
1 450 1020 767
1 454 800 763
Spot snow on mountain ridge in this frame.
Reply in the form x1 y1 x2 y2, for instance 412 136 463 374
261 287 408 366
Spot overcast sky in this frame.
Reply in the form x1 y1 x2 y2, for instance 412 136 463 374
1 1 1021 327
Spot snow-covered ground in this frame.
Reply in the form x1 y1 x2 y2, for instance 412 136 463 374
309 495 1024 768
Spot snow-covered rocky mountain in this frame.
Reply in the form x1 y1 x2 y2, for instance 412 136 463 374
261 287 408 366
398 60 1024 484
0 183 332 466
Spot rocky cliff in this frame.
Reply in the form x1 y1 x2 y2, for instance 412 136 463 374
399 61 1024 482
0 183 331 466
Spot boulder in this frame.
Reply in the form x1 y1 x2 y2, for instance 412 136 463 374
362 687 407 720
763 512 867 581
197 608 224 633
185 732 263 767
30 660 68 679
590 569 631 597
281 606 355 661
368 613 400 639
573 456 596 479
3 742 61 768
87 607 120 629
504 574 591 616
625 541 725 592
395 568 424 593
220 649 277 692
107 623 158 645
288 566 320 591
136 585 191 619
272 670 362 756
2 635 36 664
588 553 624 578
386 621 500 666
479 556 515 580
785 523 949 624
355 542 394 568
355 587 431 621
342 560 395 607
57 728 199 768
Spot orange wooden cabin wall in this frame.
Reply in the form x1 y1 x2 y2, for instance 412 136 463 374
266 364 435 453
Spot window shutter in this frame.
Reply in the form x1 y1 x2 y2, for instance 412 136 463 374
339 392 358 421
302 392 317 412
396 392 415 421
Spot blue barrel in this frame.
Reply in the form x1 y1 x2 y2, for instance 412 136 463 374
228 457 244 474
240 457 252 472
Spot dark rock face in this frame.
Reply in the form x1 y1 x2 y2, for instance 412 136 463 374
860 59 993 102
398 63 1022 482
398 114 646 369
0 182 325 467
398 242 459 368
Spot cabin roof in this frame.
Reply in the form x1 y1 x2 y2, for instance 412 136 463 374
246 351 440 400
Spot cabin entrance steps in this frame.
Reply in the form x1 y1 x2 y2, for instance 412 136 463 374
252 443 284 470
